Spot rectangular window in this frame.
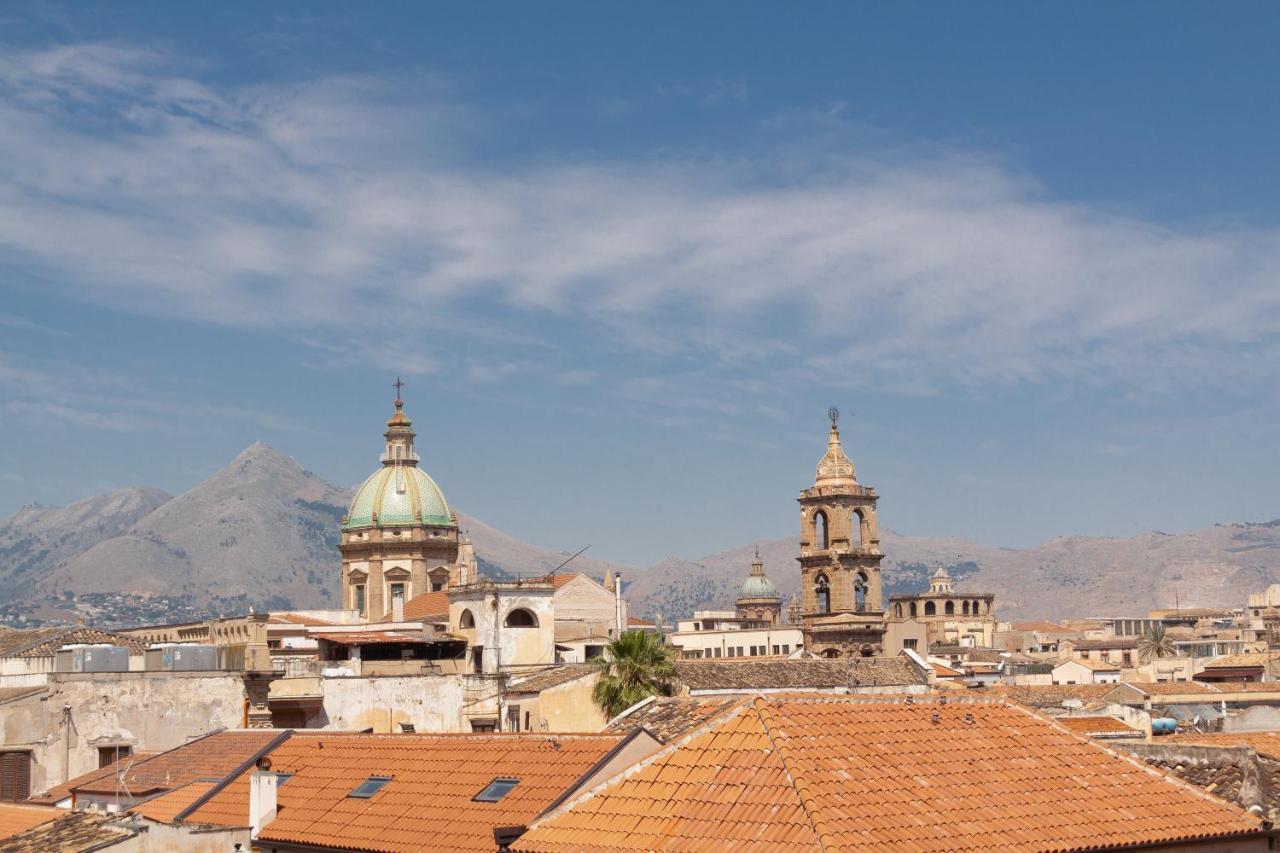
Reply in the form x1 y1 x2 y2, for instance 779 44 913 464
354 584 366 615
349 776 393 798
474 778 520 802
903 639 918 651
506 705 521 732
470 719 496 733
781 645 789 654
0 753 32 802
98 746 131 768
390 582 405 602
713 648 721 658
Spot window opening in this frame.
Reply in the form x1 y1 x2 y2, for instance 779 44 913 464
475 777 520 802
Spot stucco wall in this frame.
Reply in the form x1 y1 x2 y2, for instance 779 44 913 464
318 675 467 733
555 576 626 628
532 674 607 733
0 672 246 796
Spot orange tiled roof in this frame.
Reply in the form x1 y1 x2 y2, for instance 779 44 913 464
516 695 1262 852
0 803 57 840
401 591 449 621
931 661 964 677
626 616 654 627
1053 715 1141 736
1167 731 1280 759
131 780 220 823
1001 683 1120 707
270 613 336 627
189 732 627 851
73 730 285 798
28 751 160 805
0 811 137 851
1121 681 1222 696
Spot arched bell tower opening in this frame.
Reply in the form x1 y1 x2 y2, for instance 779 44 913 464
796 408 887 657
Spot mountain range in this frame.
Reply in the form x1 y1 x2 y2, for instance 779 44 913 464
1 443 1278 626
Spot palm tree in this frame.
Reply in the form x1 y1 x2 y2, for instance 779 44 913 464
591 630 677 719
1138 624 1177 662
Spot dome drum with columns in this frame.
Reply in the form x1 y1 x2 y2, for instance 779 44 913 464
340 391 469 620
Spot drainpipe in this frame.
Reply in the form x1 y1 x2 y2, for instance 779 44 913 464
614 573 624 636
62 705 72 785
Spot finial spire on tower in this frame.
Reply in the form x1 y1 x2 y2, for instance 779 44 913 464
393 376 405 404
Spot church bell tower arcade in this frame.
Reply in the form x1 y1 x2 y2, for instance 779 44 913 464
797 408 887 657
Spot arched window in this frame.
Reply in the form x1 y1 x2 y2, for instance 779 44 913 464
814 511 829 550
945 600 955 616
909 602 917 618
851 510 863 548
973 600 981 615
854 573 868 612
924 601 936 616
822 648 841 659
459 609 475 629
815 574 831 615
505 608 538 628
894 603 902 618
962 600 970 616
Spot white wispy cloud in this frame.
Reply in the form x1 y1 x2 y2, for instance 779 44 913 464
1 42 1278 404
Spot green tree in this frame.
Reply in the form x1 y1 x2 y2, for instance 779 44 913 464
592 630 677 718
1137 624 1176 662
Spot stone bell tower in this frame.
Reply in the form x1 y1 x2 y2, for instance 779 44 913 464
797 408 887 657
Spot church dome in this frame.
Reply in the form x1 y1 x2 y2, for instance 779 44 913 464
739 573 779 600
342 393 455 531
344 465 453 531
737 551 780 602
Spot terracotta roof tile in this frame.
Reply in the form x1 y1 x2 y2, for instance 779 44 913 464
1011 621 1075 633
29 752 160 805
72 729 284 798
675 657 925 692
1053 716 1141 736
1168 732 1280 760
401 591 449 621
516 695 1263 852
269 613 337 626
1120 681 1222 696
604 696 747 743
507 664 597 694
1063 657 1121 672
0 626 145 657
1000 683 1120 707
190 732 626 852
130 780 220 823
0 811 137 851
0 803 58 840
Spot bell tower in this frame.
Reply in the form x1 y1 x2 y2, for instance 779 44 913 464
797 408 887 657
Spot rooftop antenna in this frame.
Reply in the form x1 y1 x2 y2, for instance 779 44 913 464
549 545 591 578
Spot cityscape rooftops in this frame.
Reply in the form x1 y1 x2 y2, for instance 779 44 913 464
672 657 926 693
514 694 1263 852
182 731 639 852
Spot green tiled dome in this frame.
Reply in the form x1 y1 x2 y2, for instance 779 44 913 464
739 573 779 600
344 465 454 530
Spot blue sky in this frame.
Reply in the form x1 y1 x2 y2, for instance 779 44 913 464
1 3 1278 566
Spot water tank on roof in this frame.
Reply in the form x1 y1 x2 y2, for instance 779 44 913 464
55 644 130 673
144 644 218 671
1152 717 1178 735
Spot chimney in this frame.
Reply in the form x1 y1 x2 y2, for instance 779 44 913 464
392 594 405 623
614 572 624 635
249 764 278 839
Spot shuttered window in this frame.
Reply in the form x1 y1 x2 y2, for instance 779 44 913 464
0 752 31 801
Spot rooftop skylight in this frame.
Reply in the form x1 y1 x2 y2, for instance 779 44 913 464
348 775 393 798
474 777 520 802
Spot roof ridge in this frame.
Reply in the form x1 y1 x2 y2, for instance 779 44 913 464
172 729 293 824
752 696 833 853
521 698 754 830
